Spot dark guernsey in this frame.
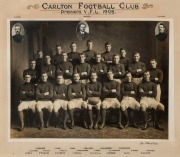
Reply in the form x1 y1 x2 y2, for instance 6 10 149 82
36 82 53 101
53 83 67 100
67 82 86 100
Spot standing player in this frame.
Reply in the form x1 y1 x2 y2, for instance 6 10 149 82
100 70 123 130
36 72 53 130
56 52 73 85
149 59 163 102
108 54 125 84
128 52 146 85
82 40 96 65
121 72 140 128
67 73 88 129
23 59 38 84
119 48 131 72
74 53 91 84
36 50 44 80
68 42 80 65
51 44 64 66
101 42 114 65
41 54 56 84
86 72 102 129
138 71 165 131
53 74 68 129
18 73 36 131
91 53 107 82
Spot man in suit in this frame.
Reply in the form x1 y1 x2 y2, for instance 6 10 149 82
12 24 24 42
156 23 167 41
77 23 89 40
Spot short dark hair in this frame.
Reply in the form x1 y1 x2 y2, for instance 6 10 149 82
105 42 111 46
87 39 93 43
70 42 76 46
95 53 101 57
150 58 157 63
90 71 97 76
125 72 132 76
134 52 140 56
37 50 43 54
113 54 120 58
41 71 48 76
107 70 114 74
159 23 165 28
45 54 51 58
56 44 62 48
120 48 126 52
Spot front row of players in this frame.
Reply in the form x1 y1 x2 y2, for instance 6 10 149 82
18 71 164 131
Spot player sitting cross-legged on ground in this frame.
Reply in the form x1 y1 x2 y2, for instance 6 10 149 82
86 72 102 129
67 73 88 129
121 72 140 128
53 74 68 130
18 73 36 131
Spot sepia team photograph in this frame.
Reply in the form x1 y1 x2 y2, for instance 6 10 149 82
10 20 169 139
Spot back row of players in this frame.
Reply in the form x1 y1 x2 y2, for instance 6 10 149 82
18 40 164 131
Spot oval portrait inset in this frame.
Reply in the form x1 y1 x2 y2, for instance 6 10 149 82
155 22 167 42
76 21 89 40
12 23 25 43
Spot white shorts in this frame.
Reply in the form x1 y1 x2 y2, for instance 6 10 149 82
102 98 120 109
87 97 101 110
68 98 87 109
36 101 53 112
64 79 72 85
18 101 36 112
156 84 161 102
121 96 140 111
140 97 164 111
132 77 143 85
53 99 68 111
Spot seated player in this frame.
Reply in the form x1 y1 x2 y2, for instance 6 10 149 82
53 74 68 130
149 59 163 102
91 53 107 82
18 73 36 131
56 52 73 85
41 54 56 84
67 73 88 129
108 54 125 84
100 70 123 130
23 59 38 84
128 52 146 85
121 72 140 128
138 71 165 131
119 48 131 72
68 42 80 65
51 44 64 66
86 72 102 129
101 42 114 65
36 72 53 130
74 53 91 84
82 39 96 65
